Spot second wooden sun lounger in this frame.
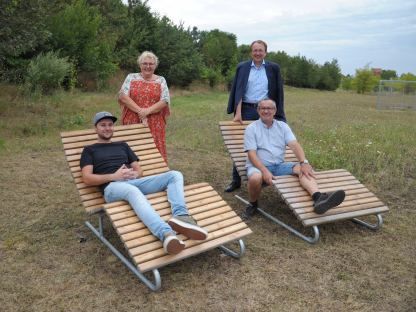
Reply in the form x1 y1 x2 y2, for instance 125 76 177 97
61 123 252 291
219 120 389 244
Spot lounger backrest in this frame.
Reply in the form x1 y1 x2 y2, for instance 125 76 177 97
60 124 169 214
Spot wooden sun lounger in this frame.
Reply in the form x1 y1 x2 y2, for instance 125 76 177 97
61 123 252 291
219 120 389 243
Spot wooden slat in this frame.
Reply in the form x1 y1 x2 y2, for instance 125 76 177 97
303 207 389 226
62 127 152 144
64 138 156 157
63 133 153 150
61 123 145 138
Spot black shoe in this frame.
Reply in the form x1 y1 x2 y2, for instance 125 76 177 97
313 190 346 214
224 181 241 192
242 203 258 219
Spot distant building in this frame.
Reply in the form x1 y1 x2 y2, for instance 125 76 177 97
372 68 382 76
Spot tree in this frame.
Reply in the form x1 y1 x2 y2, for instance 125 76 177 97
236 44 251 63
316 59 341 91
352 66 379 94
200 29 237 76
152 17 202 87
188 26 205 51
116 0 158 70
48 0 117 86
400 72 416 81
287 55 319 88
0 0 51 82
341 75 353 91
399 72 416 94
381 69 397 80
267 50 290 81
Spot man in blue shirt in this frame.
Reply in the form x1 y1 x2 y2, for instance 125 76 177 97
225 40 286 192
243 100 345 218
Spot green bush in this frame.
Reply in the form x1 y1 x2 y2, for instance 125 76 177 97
200 66 223 88
25 52 73 95
352 66 379 94
341 75 353 90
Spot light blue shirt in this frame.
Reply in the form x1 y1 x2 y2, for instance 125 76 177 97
243 60 268 103
244 119 296 168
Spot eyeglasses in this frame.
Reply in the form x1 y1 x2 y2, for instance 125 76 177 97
259 107 275 111
140 62 155 67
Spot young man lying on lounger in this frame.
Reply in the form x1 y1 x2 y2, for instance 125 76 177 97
243 99 346 218
80 112 208 254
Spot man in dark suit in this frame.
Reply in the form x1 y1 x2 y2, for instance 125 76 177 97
225 40 286 192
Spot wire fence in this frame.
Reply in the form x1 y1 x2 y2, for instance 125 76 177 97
377 80 416 110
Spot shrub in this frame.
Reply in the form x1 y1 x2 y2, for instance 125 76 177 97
25 52 73 95
341 75 353 91
352 66 379 94
200 66 223 88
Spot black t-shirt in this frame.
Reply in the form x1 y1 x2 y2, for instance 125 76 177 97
80 142 139 193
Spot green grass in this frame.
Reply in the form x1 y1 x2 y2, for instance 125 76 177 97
0 84 415 311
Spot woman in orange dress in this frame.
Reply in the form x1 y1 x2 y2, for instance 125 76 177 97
118 51 170 162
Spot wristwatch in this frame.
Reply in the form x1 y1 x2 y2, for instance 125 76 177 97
300 159 309 165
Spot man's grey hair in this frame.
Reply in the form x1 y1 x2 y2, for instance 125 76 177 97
258 99 276 109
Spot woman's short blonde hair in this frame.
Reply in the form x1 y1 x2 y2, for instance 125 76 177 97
137 51 159 67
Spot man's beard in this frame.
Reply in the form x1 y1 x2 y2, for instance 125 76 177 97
98 132 113 141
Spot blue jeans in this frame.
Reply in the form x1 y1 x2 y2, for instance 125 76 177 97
104 171 188 241
247 162 298 177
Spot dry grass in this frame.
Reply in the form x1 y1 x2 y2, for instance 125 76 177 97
0 85 415 311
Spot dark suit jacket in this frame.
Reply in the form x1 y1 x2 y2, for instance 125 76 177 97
227 60 286 122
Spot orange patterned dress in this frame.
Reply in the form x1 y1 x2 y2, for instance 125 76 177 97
119 73 170 162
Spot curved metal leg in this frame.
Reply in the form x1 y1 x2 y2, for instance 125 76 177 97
352 213 383 230
235 195 320 244
218 239 246 259
85 216 162 291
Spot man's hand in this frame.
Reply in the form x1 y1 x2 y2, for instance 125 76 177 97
233 113 243 124
114 164 137 181
299 163 315 180
262 170 275 185
233 101 243 124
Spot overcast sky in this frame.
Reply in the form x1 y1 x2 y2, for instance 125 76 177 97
143 0 415 76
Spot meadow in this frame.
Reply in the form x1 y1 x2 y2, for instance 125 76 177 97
0 85 415 311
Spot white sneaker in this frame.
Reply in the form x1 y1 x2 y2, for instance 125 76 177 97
163 233 185 255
